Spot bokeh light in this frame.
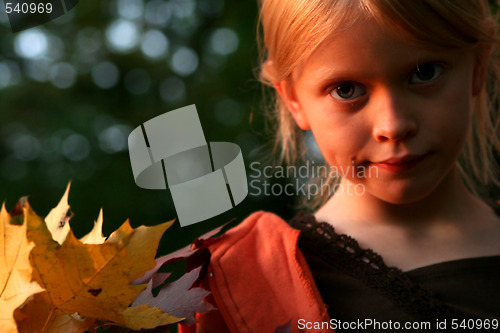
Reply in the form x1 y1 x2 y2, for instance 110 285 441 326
25 59 51 82
171 0 196 18
144 0 172 27
0 61 21 88
117 0 144 20
170 47 198 76
11 134 41 161
91 61 120 89
99 124 132 154
14 29 49 59
141 29 169 59
50 62 77 89
210 28 239 55
76 27 102 56
62 134 91 161
105 19 140 53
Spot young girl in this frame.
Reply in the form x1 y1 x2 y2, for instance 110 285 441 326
180 0 500 331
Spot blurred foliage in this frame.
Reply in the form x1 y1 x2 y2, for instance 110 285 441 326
0 0 295 255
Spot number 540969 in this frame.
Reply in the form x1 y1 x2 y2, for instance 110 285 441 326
5 2 53 14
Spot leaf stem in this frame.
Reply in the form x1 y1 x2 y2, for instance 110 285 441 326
41 306 56 333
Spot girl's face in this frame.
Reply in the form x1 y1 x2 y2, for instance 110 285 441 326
278 18 483 204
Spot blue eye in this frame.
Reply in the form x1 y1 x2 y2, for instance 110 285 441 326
409 63 443 84
330 83 366 100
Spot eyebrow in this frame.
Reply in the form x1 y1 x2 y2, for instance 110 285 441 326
302 52 449 88
304 66 376 87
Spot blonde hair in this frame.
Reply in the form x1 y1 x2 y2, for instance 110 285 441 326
257 0 500 208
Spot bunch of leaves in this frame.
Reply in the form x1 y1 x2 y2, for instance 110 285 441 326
0 185 216 333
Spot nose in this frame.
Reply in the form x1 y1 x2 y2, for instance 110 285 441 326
371 89 418 142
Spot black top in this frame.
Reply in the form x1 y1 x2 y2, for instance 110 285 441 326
290 214 500 332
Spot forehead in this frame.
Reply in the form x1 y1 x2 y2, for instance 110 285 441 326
293 18 467 83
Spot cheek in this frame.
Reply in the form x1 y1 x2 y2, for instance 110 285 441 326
433 79 474 148
309 117 368 167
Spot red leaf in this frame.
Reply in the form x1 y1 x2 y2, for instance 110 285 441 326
133 222 229 285
132 267 215 325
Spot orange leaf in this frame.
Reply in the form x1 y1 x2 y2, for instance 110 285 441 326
0 204 43 333
23 201 175 329
44 183 72 244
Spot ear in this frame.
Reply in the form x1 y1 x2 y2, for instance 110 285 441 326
273 80 311 130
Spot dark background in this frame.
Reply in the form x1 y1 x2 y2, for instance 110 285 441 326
0 0 295 255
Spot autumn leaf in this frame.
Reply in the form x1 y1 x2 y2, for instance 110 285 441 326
131 223 229 327
6 185 218 332
21 201 179 330
120 303 181 330
80 208 106 245
133 266 215 326
14 293 96 333
44 182 72 244
0 204 44 333
134 222 228 285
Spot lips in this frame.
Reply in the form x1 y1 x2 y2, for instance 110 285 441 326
375 154 426 165
370 153 429 172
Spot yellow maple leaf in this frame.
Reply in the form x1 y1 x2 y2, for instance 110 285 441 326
121 304 182 330
22 202 178 330
80 208 106 245
46 183 106 245
44 183 71 244
0 204 44 333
